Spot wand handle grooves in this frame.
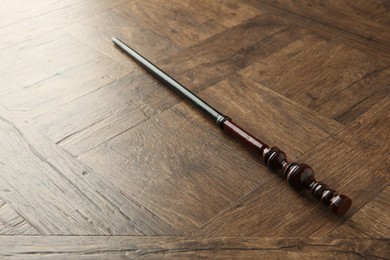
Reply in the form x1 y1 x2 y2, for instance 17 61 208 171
222 119 351 216
112 37 352 216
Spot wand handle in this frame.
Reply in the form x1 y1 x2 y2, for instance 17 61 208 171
223 119 352 216
112 37 352 216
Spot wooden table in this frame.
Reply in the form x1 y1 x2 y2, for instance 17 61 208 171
0 0 389 258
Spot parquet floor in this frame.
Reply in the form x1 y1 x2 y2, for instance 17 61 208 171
0 0 389 258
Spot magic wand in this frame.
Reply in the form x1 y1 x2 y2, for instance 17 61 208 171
112 37 352 216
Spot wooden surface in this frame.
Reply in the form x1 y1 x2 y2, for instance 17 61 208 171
0 0 389 258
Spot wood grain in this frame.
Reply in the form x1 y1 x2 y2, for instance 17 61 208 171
239 33 387 111
0 0 389 258
158 14 304 92
330 186 390 238
0 200 38 235
80 104 271 233
336 97 390 157
0 105 179 235
0 41 129 121
245 0 390 60
0 0 125 50
28 74 157 155
112 0 261 48
315 67 390 124
0 236 388 259
66 10 183 67
257 0 390 46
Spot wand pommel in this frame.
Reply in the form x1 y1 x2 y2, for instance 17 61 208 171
264 147 352 216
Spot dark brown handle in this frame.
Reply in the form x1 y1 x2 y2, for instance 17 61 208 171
222 119 352 216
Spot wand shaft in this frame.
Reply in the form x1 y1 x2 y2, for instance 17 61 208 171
112 37 352 216
112 37 226 125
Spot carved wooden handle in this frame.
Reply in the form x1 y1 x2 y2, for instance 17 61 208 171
222 119 352 216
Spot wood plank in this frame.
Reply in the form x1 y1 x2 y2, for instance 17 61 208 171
112 0 261 48
0 44 129 121
28 72 170 155
0 105 180 235
336 97 390 157
0 199 38 235
66 10 182 67
315 67 390 124
0 0 125 50
0 0 85 29
0 30 123 96
330 187 390 238
159 15 305 93
239 33 387 111
272 0 390 44
0 236 388 259
79 74 341 234
246 0 390 51
80 105 270 233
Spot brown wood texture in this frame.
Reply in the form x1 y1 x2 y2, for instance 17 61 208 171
0 237 388 259
0 0 389 258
